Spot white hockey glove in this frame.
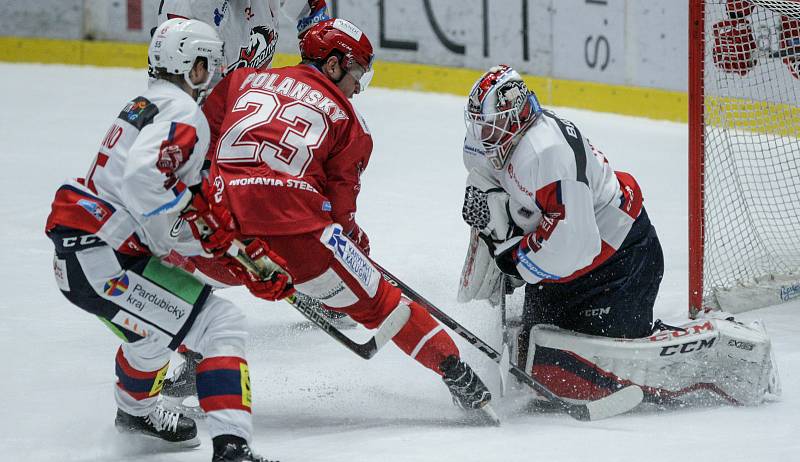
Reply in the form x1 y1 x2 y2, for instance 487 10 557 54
459 169 524 304
458 228 503 305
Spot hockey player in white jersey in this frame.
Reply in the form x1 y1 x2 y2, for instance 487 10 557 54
156 0 329 73
459 65 779 409
45 19 289 461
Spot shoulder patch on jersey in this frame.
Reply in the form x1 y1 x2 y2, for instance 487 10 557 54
118 97 160 131
543 111 588 186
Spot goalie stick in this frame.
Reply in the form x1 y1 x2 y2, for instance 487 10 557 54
498 274 511 397
230 240 410 360
374 263 644 421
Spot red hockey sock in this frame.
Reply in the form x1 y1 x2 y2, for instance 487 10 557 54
391 300 459 375
115 347 169 401
196 356 252 413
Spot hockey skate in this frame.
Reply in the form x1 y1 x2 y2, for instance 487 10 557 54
440 355 500 426
213 435 276 462
161 349 204 418
115 404 199 447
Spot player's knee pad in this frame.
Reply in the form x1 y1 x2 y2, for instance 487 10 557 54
293 223 382 309
184 294 247 358
526 318 780 406
319 223 381 299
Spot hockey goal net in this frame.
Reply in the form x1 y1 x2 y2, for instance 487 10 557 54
690 0 800 315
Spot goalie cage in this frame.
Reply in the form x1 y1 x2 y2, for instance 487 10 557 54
690 0 800 316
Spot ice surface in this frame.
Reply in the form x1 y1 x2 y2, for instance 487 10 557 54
0 63 796 461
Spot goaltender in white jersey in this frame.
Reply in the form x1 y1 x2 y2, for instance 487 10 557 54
459 65 779 409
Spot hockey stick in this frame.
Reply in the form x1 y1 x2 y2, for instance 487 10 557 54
374 263 644 421
497 275 511 398
230 240 410 360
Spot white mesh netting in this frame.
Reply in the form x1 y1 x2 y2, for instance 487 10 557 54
703 0 800 310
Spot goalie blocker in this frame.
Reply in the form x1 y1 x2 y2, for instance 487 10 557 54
520 317 780 407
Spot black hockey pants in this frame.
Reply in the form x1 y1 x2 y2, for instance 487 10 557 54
520 207 663 344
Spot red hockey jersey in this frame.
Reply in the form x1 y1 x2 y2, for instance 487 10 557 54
202 64 372 237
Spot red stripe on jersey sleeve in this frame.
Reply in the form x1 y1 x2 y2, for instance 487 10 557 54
157 122 197 189
45 186 113 235
532 181 566 247
615 171 643 220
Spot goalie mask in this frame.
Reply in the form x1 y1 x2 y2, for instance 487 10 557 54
464 65 542 170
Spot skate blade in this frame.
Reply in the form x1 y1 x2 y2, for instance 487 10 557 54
116 429 201 450
461 404 501 427
161 395 205 420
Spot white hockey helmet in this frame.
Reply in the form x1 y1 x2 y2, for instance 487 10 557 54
148 18 224 96
464 65 542 169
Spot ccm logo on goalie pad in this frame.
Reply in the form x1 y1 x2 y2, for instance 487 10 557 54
648 321 714 342
659 337 716 356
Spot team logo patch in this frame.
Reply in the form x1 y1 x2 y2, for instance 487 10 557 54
118 97 158 130
104 274 130 296
77 199 108 221
322 201 332 212
235 26 276 70
122 99 149 121
496 80 527 113
157 144 184 174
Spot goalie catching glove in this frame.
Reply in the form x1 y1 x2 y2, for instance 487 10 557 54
461 168 523 254
181 180 235 257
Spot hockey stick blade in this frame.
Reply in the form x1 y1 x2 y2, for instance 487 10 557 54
375 263 643 421
231 240 408 360
583 385 644 421
498 274 510 398
286 293 409 360
498 344 510 398
507 366 643 421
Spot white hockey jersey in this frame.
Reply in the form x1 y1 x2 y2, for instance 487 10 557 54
463 110 643 285
46 79 210 258
156 0 328 73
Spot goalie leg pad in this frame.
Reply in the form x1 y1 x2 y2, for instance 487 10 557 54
526 319 778 406
458 228 503 305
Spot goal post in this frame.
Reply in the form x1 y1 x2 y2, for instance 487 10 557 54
689 0 800 316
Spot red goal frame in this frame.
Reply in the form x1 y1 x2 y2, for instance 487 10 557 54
688 0 706 317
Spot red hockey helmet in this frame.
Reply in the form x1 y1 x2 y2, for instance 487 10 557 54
300 18 375 89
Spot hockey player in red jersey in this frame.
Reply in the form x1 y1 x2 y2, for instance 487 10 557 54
201 18 497 422
45 19 285 462
459 65 778 409
154 0 348 408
